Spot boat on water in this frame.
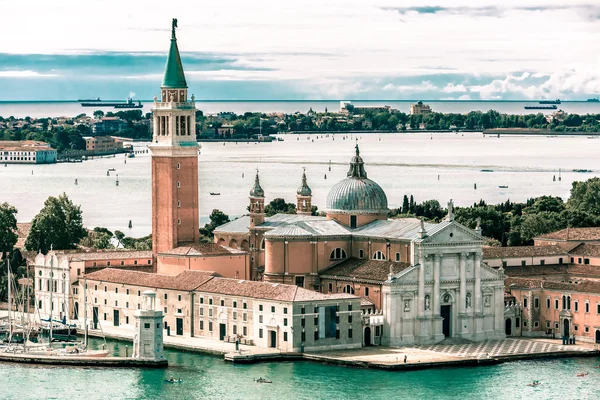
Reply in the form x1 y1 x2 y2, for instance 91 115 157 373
499 185 508 188
524 105 557 110
210 192 220 196
587 98 599 102
127 153 135 158
78 97 101 102
573 169 592 173
480 169 494 172
165 378 184 384
81 98 143 109
255 378 272 384
539 99 561 104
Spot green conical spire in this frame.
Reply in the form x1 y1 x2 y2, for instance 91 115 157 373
162 18 187 88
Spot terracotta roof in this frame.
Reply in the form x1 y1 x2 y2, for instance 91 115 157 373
506 277 600 294
568 243 600 257
159 242 244 256
320 258 412 282
535 227 600 241
68 250 153 261
504 264 600 279
197 277 356 302
83 268 219 291
360 297 375 306
15 222 31 249
483 245 566 259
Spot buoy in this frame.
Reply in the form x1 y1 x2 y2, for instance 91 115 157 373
324 174 327 179
116 174 119 186
553 175 556 181
107 170 110 176
242 173 245 178
438 175 440 180
474 183 477 190
31 170 33 175
124 159 126 164
75 179 78 185
128 220 132 229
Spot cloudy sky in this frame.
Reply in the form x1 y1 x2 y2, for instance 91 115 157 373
1 0 599 100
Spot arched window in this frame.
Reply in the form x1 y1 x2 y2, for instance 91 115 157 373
343 285 355 294
562 295 566 310
373 251 386 260
261 239 265 250
330 248 347 260
567 296 571 310
523 297 528 308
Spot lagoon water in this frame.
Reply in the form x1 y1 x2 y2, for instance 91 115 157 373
1 100 600 119
0 338 598 400
1 132 599 237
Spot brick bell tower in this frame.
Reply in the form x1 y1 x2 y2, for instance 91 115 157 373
149 18 199 257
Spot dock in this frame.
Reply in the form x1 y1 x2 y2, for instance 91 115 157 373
0 352 167 368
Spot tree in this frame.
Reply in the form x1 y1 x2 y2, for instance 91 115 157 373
525 196 565 214
567 178 600 215
93 110 104 119
25 193 87 253
402 195 409 214
0 203 18 257
455 206 509 244
200 209 231 238
265 198 296 217
519 211 565 244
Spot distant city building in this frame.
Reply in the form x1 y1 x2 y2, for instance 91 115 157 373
546 110 567 124
92 117 126 135
84 136 124 155
0 140 57 164
217 124 235 136
409 101 433 115
339 101 392 114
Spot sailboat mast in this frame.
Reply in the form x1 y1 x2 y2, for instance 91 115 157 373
49 252 53 342
7 258 12 341
83 278 88 348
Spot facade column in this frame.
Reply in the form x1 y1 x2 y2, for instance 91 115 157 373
459 253 467 315
418 250 425 318
153 115 158 139
433 254 441 316
474 252 481 314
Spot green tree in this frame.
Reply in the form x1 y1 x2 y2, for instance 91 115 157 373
200 209 231 238
25 193 87 253
93 110 104 119
0 203 18 257
265 198 296 217
567 178 600 215
454 206 509 243
402 195 409 214
519 211 565 244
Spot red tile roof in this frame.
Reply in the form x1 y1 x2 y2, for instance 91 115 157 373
568 243 600 257
483 245 566 259
15 222 31 249
68 250 153 261
159 242 244 256
320 258 412 282
536 227 600 241
83 269 219 291
506 277 600 294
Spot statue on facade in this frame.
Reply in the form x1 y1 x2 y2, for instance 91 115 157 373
447 199 454 221
424 295 430 310
444 293 450 303
404 300 410 312
484 295 491 307
466 292 472 309
475 216 481 230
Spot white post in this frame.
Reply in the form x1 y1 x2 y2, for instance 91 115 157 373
433 254 441 316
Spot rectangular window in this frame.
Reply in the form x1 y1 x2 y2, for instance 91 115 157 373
177 309 182 314
271 306 275 313
348 315 353 323
107 262 110 266
534 298 539 309
585 258 590 265
209 298 213 305
200 297 204 304
178 295 182 302
359 249 364 258
585 326 590 333
284 307 288 314
534 321 539 328
348 304 353 312
301 332 306 342
126 302 129 308
586 302 590 313
103 313 107 321
233 312 237 320
336 329 340 339
540 260 546 265
233 325 237 335
314 331 319 341
115 288 118 294
209 309 213 317
546 298 550 309
314 307 318 313
365 287 369 296
243 326 247 336
144 323 150 329
348 329 353 338
328 283 333 292
209 322 213 332
283 332 288 342
571 257 575 263
259 329 263 339
578 258 582 264
243 302 247 309
164 307 167 314
301 307 305 314
138 290 141 296
574 325 578 331
295 276 305 288
555 299 559 309
259 305 263 311
575 301 579 312
314 317 318 325
200 321 204 330
233 301 237 308
597 304 600 314
502 261 507 268
126 289 129 295
164 294 168 300
546 321 550 328
559 258 563 265
200 307 204 316
284 318 288 326
220 299 225 306
301 318 305 327
243 313 247 322
259 315 263 323
521 260 526 267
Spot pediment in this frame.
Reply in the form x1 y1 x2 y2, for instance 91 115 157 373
388 265 418 284
420 221 483 244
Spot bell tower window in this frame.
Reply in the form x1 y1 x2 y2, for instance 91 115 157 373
350 215 357 228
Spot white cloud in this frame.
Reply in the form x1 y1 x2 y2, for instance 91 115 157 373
0 70 59 78
442 83 467 93
383 81 438 92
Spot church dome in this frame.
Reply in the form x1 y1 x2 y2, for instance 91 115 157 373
325 145 389 214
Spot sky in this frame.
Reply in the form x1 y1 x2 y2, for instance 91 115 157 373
0 0 599 101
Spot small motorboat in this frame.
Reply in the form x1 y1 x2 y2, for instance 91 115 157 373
210 192 220 196
255 378 272 384
127 153 135 158
165 378 183 384
576 372 588 377
498 185 508 189
527 380 540 387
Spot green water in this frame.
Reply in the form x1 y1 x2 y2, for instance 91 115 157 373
1 338 599 400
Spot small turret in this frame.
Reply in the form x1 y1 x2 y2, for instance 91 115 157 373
296 168 312 215
249 170 265 227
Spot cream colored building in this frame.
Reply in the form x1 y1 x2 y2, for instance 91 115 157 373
409 101 432 115
0 140 57 164
80 268 363 351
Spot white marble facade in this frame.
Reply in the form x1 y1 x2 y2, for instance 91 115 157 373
382 219 506 345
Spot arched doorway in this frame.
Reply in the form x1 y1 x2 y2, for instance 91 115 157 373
228 239 238 249
505 318 512 336
241 239 249 251
73 302 79 320
364 327 372 346
563 318 570 337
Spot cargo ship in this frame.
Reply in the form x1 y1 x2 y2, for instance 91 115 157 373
587 98 599 102
539 99 561 104
80 98 143 109
524 105 557 110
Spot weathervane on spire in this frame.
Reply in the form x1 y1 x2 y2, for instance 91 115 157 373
172 18 178 39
